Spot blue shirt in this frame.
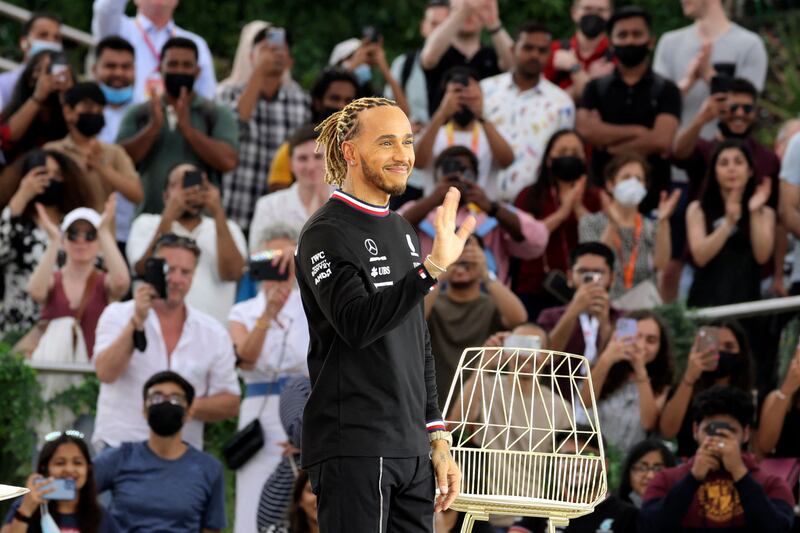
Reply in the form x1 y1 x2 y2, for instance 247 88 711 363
93 441 226 532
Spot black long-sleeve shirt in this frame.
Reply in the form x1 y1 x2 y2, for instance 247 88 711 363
295 190 444 467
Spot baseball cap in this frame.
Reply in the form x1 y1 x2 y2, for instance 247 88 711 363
328 38 361 66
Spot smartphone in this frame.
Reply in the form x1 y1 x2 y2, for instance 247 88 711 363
362 26 381 43
249 250 290 281
505 334 541 350
696 326 720 354
144 257 168 298
710 75 732 95
267 28 286 45
451 72 470 87
26 151 48 171
615 318 638 340
713 62 736 78
581 271 602 284
50 52 68 76
182 170 203 189
42 478 76 501
705 420 733 437
440 157 465 179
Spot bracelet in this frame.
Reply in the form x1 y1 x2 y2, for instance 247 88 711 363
424 255 447 277
775 389 789 401
13 510 31 524
487 24 503 35
255 317 271 331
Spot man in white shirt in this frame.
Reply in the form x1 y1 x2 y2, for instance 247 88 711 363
92 0 217 101
249 125 329 252
0 11 62 106
92 36 138 249
127 164 247 323
94 234 240 450
481 22 575 202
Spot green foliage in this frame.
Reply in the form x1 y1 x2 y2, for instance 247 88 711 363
46 374 101 418
655 301 699 383
757 9 800 144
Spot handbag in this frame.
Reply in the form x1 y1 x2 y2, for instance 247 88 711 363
222 317 293 470
612 279 662 311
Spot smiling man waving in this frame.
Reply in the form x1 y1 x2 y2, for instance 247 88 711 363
295 97 472 532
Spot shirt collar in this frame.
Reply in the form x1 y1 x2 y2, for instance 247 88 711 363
137 13 175 34
331 190 390 217
612 66 655 87
508 72 544 95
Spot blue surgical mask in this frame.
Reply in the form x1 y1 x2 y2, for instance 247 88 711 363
353 63 372 85
27 39 62 58
100 83 134 105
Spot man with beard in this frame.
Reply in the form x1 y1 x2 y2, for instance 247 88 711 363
127 163 246 324
544 0 615 101
481 22 575 202
576 7 681 214
295 97 468 532
93 371 228 532
401 145 548 285
414 66 514 200
117 37 238 215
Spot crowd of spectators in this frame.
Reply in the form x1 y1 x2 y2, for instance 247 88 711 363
1 0 800 532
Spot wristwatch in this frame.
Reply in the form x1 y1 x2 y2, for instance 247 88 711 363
429 430 453 447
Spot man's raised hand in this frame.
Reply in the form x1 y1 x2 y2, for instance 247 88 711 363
428 187 477 274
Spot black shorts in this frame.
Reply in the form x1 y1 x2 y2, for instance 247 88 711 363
307 455 435 533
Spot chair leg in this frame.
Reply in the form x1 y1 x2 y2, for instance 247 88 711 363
459 513 475 533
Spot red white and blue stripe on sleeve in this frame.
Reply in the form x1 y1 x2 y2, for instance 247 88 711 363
426 419 446 432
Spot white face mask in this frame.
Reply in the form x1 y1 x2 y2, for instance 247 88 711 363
613 177 647 207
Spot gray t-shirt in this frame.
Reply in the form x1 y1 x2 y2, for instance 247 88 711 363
780 134 800 283
653 22 767 139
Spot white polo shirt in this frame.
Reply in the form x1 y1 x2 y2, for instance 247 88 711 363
92 300 240 450
126 215 247 325
248 184 312 253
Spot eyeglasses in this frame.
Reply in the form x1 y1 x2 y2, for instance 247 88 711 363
44 430 85 442
631 463 664 475
66 228 98 242
154 233 201 256
729 103 754 114
146 392 188 407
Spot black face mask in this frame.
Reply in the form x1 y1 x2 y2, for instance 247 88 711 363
164 73 195 99
452 107 475 128
719 122 753 140
147 402 185 437
549 156 586 182
613 43 650 68
579 14 606 39
707 351 741 379
75 112 106 137
33 178 64 207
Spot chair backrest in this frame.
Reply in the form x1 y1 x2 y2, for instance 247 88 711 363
443 347 607 517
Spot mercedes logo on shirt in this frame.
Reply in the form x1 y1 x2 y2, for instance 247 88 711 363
364 239 379 256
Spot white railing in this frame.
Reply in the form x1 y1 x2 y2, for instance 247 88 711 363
685 295 800 321
25 360 95 375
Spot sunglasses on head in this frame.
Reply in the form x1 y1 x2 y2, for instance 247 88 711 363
44 429 85 442
66 228 97 242
155 233 201 255
729 103 754 114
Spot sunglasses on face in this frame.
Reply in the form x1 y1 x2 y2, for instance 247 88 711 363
728 103 754 114
66 228 97 242
146 392 187 407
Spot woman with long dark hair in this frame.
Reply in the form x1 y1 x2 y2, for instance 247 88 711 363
0 149 98 337
512 129 602 320
579 310 675 453
617 439 677 508
660 319 755 457
686 139 774 307
0 50 74 164
2 432 118 533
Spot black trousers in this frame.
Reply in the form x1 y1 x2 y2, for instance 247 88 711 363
308 455 435 533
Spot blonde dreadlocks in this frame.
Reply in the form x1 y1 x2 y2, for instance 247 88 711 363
314 97 398 187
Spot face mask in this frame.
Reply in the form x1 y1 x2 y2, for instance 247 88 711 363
718 122 752 140
100 83 133 105
147 402 185 437
40 504 60 533
27 39 62 58
628 491 643 508
708 351 741 379
75 112 106 137
613 177 648 207
353 64 372 86
34 178 64 207
613 43 650 68
579 14 606 39
549 156 586 182
452 107 475 128
163 73 195 98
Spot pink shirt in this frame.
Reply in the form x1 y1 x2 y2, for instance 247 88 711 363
399 203 549 284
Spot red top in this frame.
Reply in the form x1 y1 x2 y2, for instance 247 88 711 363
512 185 602 295
543 34 612 89
40 270 108 358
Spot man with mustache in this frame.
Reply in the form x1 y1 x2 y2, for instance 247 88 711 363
481 22 575 203
295 97 469 532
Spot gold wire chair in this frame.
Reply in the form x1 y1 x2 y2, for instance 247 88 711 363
442 347 607 533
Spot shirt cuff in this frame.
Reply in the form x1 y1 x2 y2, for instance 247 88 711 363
426 420 446 432
415 264 438 293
